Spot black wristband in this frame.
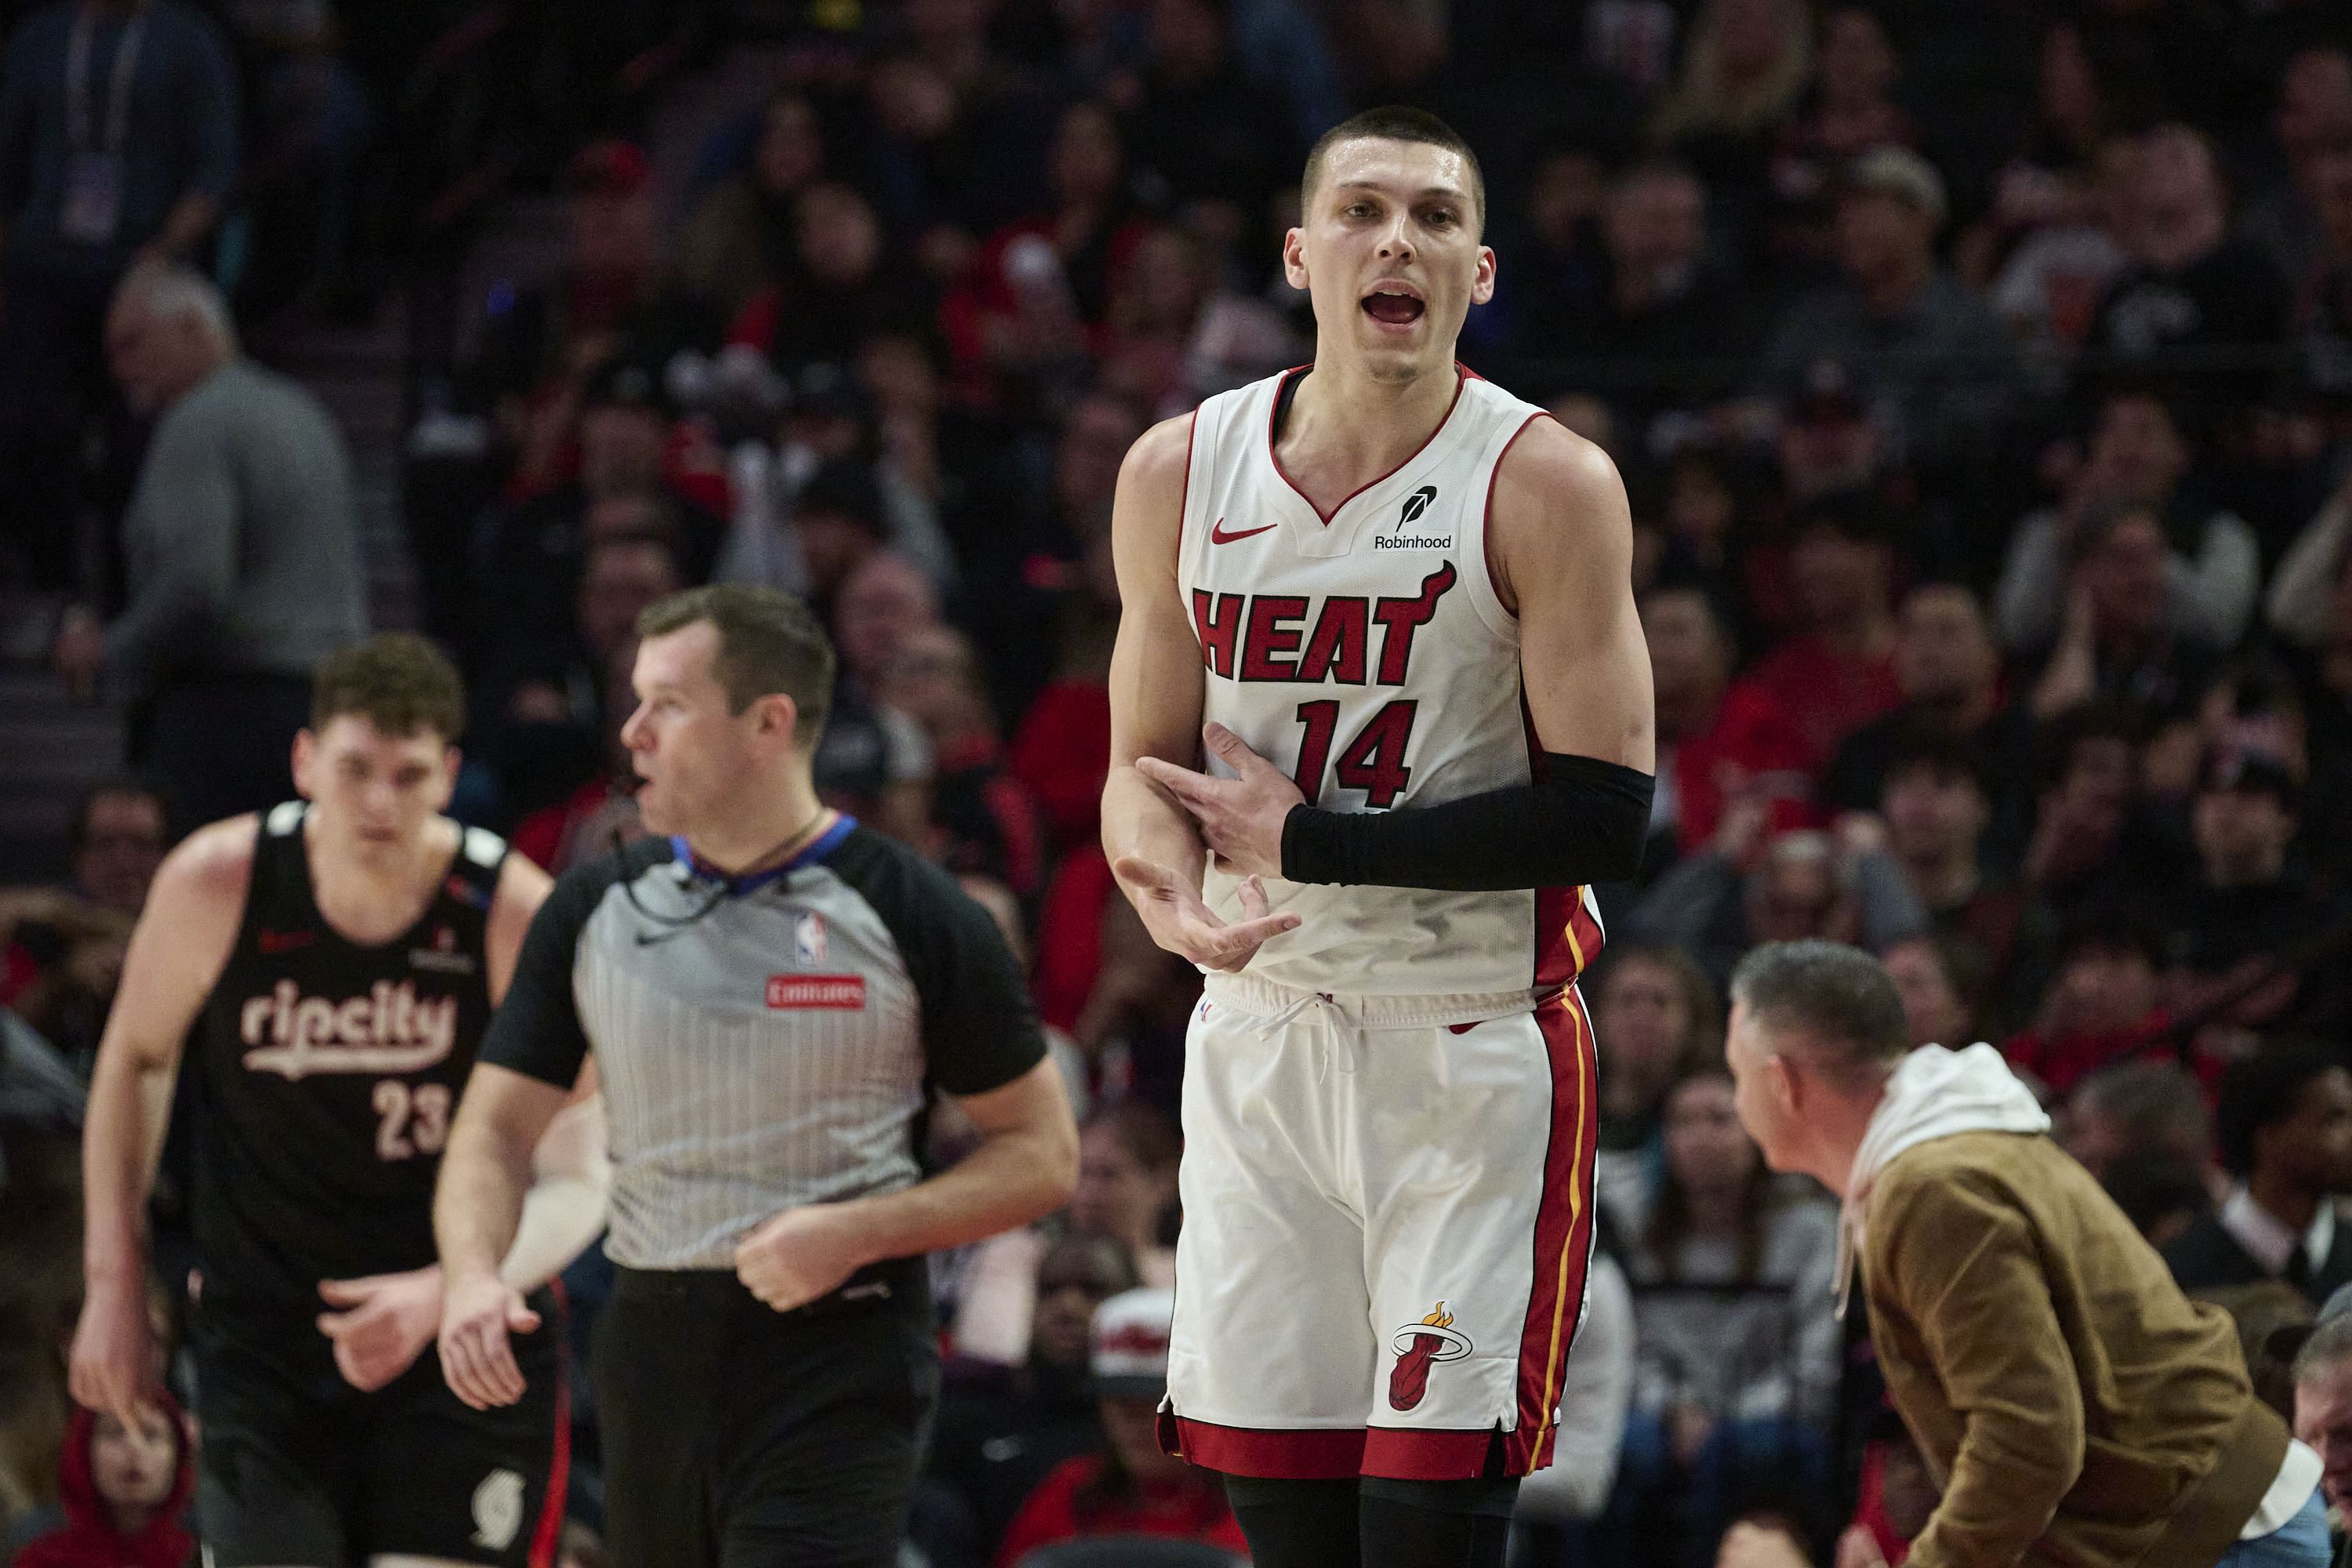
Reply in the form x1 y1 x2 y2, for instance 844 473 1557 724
1280 753 1654 891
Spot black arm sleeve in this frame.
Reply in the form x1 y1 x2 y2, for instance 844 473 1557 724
478 851 637 1087
1280 753 1654 891
833 833 1050 1098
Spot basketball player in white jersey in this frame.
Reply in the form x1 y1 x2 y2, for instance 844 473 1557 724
1102 108 1656 1567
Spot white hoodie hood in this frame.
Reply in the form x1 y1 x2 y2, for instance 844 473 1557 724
1834 1043 2052 1317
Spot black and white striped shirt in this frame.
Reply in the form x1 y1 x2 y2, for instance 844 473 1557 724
481 818 1045 1270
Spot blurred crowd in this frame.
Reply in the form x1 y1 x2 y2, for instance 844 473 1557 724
12 0 2352 1566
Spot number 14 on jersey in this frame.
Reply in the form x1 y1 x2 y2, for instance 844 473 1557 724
1292 699 1420 808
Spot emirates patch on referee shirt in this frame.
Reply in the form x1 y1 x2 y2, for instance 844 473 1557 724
765 975 866 1010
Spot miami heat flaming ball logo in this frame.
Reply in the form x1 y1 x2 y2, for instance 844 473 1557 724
1387 1302 1472 1411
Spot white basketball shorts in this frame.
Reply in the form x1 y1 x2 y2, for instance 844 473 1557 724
1160 975 1599 1481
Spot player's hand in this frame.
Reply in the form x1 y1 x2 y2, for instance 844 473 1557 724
318 1266 446 1393
68 1277 157 1429
1134 724 1303 880
735 1203 871 1312
1111 857 1299 973
434 1267 540 1410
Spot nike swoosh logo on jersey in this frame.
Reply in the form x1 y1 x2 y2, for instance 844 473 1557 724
1209 517 1276 545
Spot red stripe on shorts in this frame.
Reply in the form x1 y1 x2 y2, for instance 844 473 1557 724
1534 882 1603 989
527 1280 572 1568
1502 985 1599 1475
1363 1427 1497 1480
1164 1414 1367 1479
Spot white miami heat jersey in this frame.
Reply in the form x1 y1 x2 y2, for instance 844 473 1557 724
1178 365 1604 1004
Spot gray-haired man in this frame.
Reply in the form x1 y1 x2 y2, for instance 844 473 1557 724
53 264 364 828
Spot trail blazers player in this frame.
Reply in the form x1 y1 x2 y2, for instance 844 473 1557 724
1102 109 1657 1567
71 635 608 1568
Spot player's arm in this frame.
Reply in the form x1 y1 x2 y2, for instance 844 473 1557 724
1102 413 1299 967
1156 419 1655 891
434 858 604 1409
485 851 609 1291
1284 421 1654 887
1492 420 1655 771
318 851 606 1394
70 818 252 1425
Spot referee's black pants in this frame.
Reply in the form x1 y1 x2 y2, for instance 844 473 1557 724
593 1261 938 1568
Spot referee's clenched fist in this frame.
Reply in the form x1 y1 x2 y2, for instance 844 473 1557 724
434 586 1076 1568
735 1203 868 1312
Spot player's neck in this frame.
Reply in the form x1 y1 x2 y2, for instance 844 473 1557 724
306 815 456 942
679 770 829 877
1278 356 1461 497
306 813 453 891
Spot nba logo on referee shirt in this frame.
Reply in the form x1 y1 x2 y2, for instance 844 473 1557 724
795 911 827 964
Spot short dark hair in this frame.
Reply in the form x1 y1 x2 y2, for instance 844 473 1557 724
636 584 837 740
1301 106 1486 233
1036 1231 1143 1299
312 633 466 742
2031 699 2143 795
1730 940 1910 1080
2216 1042 2350 1179
2056 906 2168 971
2071 1059 2211 1163
1882 729 1990 800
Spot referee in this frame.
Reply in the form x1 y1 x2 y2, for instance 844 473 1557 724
431 584 1079 1567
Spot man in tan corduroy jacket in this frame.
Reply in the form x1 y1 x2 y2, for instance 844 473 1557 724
1723 940 2328 1568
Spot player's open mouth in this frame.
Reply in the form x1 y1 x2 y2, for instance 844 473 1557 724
1361 286 1425 325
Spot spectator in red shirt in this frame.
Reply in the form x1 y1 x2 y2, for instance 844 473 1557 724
2005 921 2174 1099
1820 583 2028 851
994 1288 1247 1567
13 1396 195 1568
1745 492 1904 768
1642 584 1814 858
942 100 1151 408
509 638 649 874
1011 521 1120 854
726 183 936 379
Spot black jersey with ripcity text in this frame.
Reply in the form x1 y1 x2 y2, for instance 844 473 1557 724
190 801 508 1312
